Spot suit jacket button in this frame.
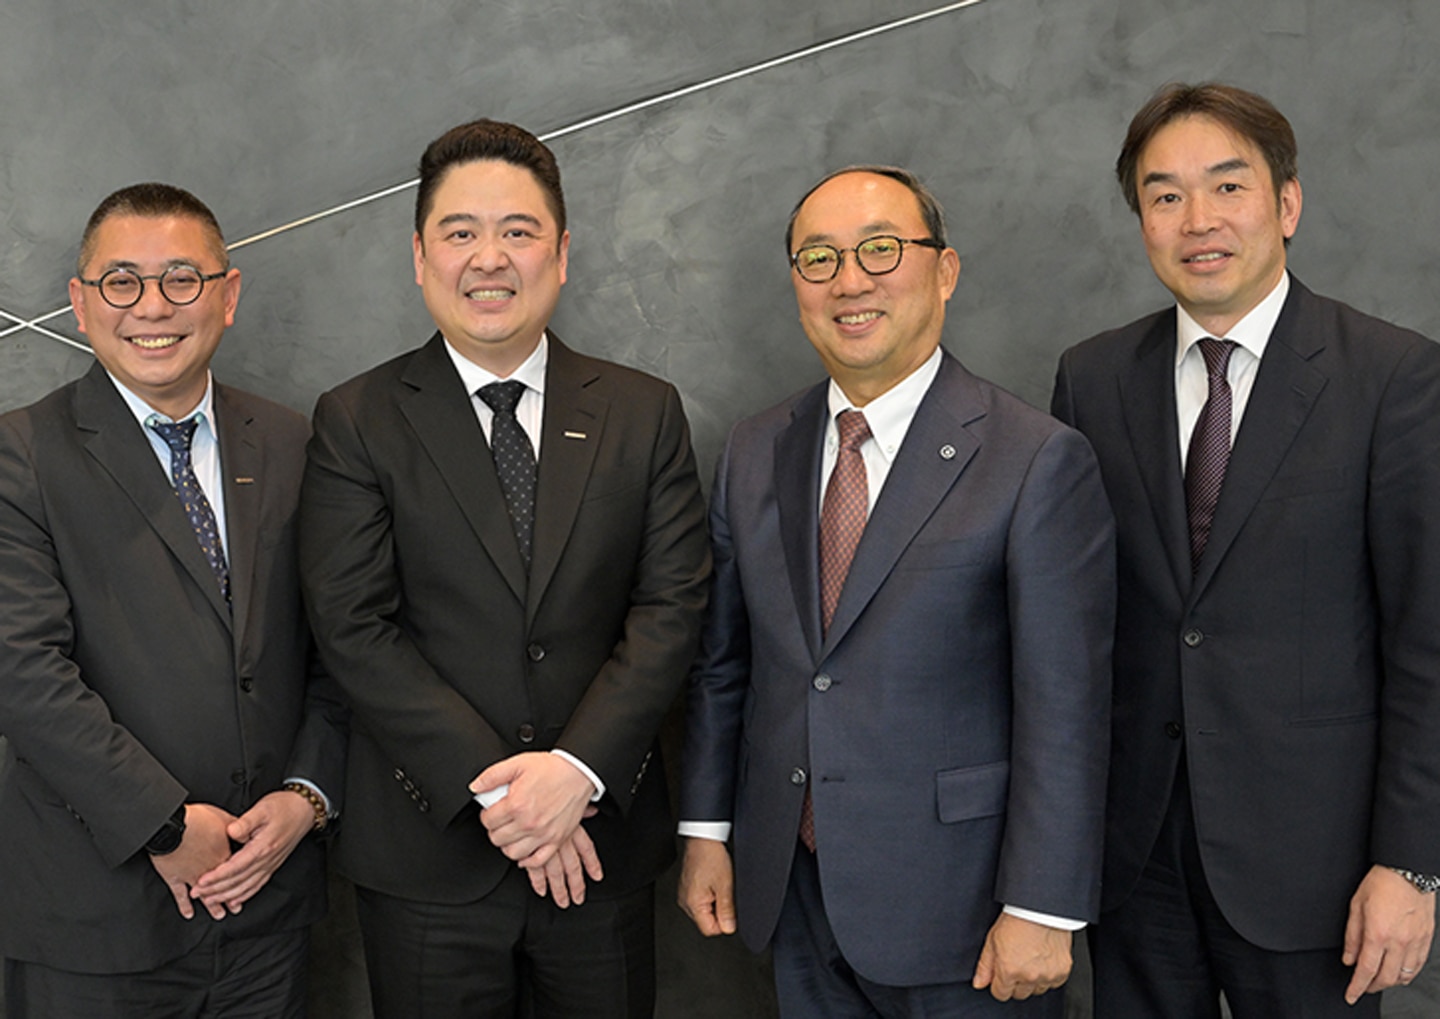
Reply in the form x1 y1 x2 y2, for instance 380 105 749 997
1165 721 1183 739
790 767 807 786
239 676 254 692
527 643 545 662
813 674 832 692
231 769 246 786
1183 628 1204 647
518 723 536 744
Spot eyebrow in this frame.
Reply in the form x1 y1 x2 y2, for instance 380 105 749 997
796 220 904 247
1141 157 1254 189
434 211 545 230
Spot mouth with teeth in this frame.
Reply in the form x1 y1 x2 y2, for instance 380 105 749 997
126 335 184 350
466 288 514 302
1183 252 1230 265
836 311 883 326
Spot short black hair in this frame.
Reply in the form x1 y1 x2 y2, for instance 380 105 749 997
78 183 227 274
415 119 566 238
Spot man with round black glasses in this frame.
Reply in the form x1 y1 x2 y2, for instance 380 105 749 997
679 164 1116 1017
0 182 346 1017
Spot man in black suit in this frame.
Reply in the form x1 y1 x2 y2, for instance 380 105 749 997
0 183 346 1018
1052 82 1440 1018
299 119 709 1018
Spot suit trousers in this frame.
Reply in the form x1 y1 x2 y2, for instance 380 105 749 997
1089 764 1381 1019
772 845 1063 1019
3 926 307 1019
355 867 655 1019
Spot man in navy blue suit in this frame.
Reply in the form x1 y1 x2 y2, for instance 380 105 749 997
679 164 1116 1017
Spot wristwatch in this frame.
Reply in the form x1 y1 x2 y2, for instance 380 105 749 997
1391 867 1440 894
145 805 188 856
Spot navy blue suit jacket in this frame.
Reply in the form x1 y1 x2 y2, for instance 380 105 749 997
682 350 1115 986
1052 279 1440 950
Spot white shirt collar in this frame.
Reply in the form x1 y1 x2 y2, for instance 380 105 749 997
108 370 217 430
825 346 943 463
443 333 549 398
1175 271 1289 367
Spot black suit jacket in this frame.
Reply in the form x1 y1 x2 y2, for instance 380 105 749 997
1052 278 1440 950
299 334 709 902
682 352 1115 985
0 362 346 973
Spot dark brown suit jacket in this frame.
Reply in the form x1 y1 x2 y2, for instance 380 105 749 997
0 362 346 972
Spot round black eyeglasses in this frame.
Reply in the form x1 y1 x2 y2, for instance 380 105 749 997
78 265 229 309
790 235 945 283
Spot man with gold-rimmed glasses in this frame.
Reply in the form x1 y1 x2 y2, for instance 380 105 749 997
679 164 1115 1017
0 182 345 1018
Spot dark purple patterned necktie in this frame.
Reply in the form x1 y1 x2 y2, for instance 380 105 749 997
802 409 872 851
1185 338 1237 573
150 418 230 603
478 380 538 573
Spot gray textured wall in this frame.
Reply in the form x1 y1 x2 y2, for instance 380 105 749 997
1 1 1437 1016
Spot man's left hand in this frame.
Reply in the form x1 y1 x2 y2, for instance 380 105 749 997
472 752 595 868
972 913 1073 1001
190 789 316 914
1343 864 1436 1003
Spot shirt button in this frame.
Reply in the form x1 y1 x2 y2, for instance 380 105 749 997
239 676 254 692
1165 721 1183 739
813 674 832 692
1183 629 1204 648
518 723 536 744
790 767 807 786
527 643 546 662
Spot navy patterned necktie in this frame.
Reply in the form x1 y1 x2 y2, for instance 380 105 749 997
478 380 538 572
1185 338 1237 573
149 418 230 603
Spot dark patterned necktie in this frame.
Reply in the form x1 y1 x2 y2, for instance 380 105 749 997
1185 338 1237 573
478 380 538 572
802 408 872 851
149 418 230 603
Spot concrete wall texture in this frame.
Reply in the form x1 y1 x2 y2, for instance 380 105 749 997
1 0 1436 1015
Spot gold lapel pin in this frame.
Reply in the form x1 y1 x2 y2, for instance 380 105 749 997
234 477 256 485
563 431 587 440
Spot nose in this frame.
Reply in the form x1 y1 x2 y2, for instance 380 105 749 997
831 250 875 295
469 236 512 274
1182 193 1219 234
130 280 176 319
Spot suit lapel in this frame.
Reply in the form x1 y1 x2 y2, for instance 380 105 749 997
1118 311 1192 596
399 334 528 603
528 336 606 622
215 385 261 647
820 354 979 658
74 364 232 628
1191 282 1327 596
774 382 828 662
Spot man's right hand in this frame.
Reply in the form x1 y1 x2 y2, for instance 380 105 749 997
147 803 237 920
678 837 737 937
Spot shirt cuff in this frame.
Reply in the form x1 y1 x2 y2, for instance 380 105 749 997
282 777 334 819
678 820 732 841
1002 905 1086 931
550 749 605 802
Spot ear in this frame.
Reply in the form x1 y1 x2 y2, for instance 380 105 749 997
220 268 242 328
1279 177 1302 239
556 230 571 286
413 232 426 287
68 277 89 336
937 247 961 301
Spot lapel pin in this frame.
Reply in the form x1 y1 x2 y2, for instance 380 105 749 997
563 431 587 440
939 445 956 460
234 477 256 485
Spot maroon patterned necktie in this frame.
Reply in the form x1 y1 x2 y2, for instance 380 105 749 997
1184 338 1237 573
802 409 872 851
